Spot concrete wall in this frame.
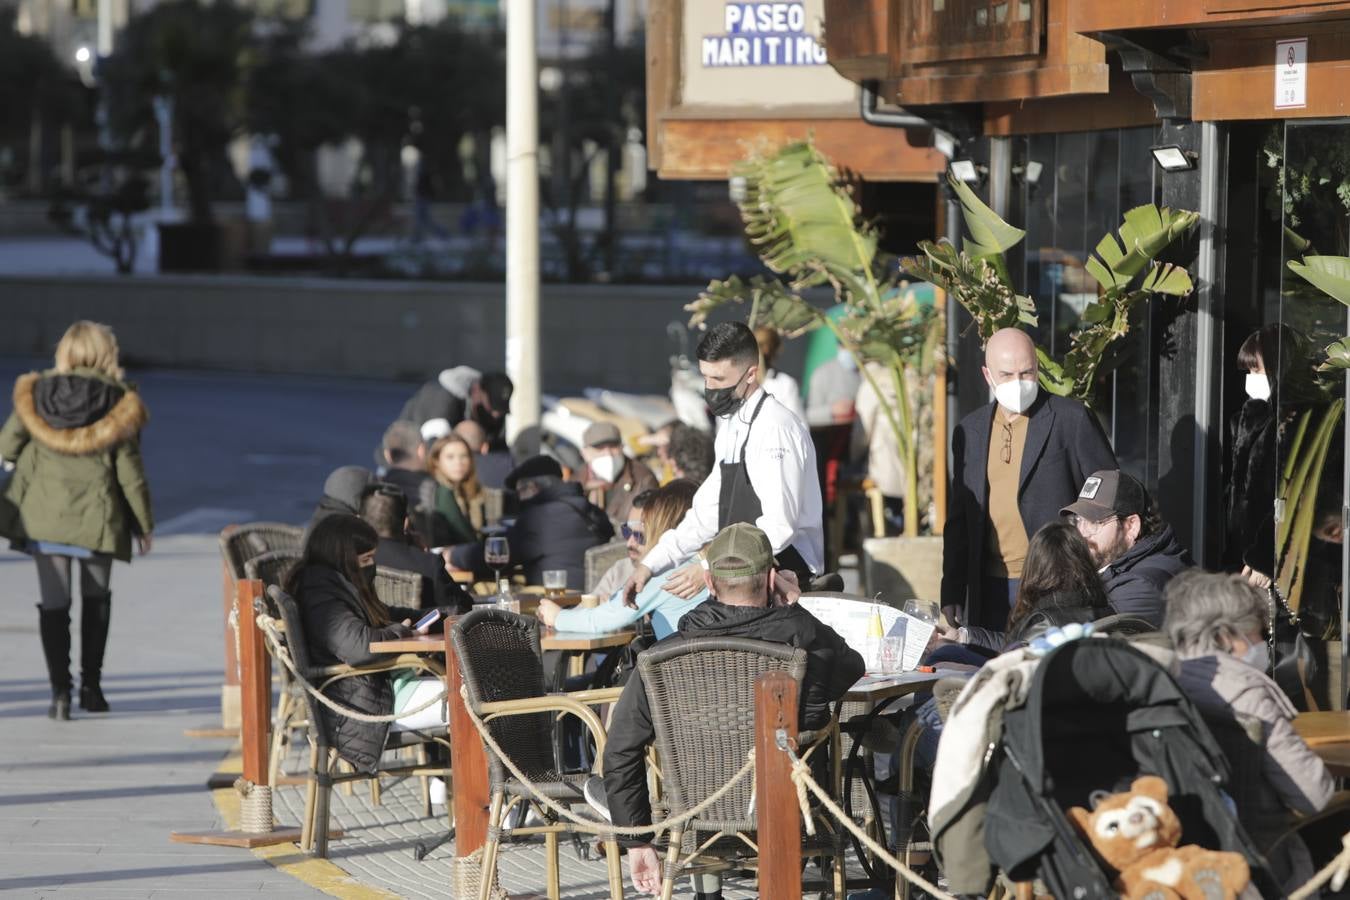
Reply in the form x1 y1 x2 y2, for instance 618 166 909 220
0 275 711 394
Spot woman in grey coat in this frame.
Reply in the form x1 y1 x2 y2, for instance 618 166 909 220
1165 570 1336 893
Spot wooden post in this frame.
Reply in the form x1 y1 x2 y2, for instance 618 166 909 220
171 578 302 847
933 286 949 535
448 628 489 856
755 672 802 900
221 526 241 731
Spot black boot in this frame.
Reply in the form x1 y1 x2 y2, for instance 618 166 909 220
38 608 72 720
79 593 112 712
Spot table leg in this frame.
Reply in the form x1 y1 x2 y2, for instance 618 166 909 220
448 630 489 856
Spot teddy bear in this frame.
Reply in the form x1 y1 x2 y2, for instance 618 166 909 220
1066 775 1250 900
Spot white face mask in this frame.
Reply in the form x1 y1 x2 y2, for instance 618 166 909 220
992 378 1039 415
1241 641 1270 673
590 453 623 484
1245 373 1271 402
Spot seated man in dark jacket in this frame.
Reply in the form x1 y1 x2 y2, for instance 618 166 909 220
601 523 865 898
502 455 612 586
1061 469 1193 627
359 485 471 613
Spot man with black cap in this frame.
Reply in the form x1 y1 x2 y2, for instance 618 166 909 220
1061 468 1193 627
578 421 658 524
600 523 863 898
396 366 514 449
495 455 612 587
625 321 824 606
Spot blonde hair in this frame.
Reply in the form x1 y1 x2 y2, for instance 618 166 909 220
428 434 484 503
55 321 123 380
641 479 699 550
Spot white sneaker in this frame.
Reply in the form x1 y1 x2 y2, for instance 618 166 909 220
582 775 612 823
429 777 447 807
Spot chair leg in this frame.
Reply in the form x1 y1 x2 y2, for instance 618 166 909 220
478 791 505 900
604 838 624 899
833 843 847 898
268 689 290 787
545 828 561 899
300 742 320 852
338 758 353 796
314 749 334 859
417 744 431 817
659 827 682 900
370 774 382 806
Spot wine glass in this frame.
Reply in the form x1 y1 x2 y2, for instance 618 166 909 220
485 535 510 585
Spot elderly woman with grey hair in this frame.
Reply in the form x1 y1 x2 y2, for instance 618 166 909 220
1164 570 1335 891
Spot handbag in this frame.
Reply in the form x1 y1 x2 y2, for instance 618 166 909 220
1267 583 1319 712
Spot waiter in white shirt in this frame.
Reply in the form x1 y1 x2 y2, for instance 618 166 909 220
625 321 824 602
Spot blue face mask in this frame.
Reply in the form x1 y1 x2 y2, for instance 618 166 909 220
1242 641 1270 673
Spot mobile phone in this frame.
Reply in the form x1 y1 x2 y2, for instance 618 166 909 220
414 609 442 632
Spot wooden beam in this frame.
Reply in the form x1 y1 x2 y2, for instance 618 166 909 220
1193 25 1350 120
655 118 948 182
448 628 489 857
1071 0 1350 32
983 69 1159 135
754 672 801 900
220 527 241 731
822 0 889 82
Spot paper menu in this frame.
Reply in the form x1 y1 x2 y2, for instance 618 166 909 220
797 596 936 671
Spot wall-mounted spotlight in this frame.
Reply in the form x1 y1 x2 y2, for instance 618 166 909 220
949 159 987 184
1012 160 1044 187
1150 144 1198 172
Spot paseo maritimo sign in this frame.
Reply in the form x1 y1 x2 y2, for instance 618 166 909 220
701 2 829 67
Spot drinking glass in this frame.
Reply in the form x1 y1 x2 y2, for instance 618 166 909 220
903 599 939 624
879 636 906 675
485 535 510 585
542 569 568 597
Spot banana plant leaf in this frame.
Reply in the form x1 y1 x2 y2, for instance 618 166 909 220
686 275 822 337
1322 337 1350 370
1084 206 1200 292
1276 400 1344 614
1289 255 1350 307
948 176 1025 261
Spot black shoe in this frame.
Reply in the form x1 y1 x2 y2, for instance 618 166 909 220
49 690 71 720
38 607 73 708
79 683 109 713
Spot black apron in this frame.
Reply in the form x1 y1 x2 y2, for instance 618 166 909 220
718 393 814 584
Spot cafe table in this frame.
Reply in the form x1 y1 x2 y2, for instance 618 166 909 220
1294 711 1350 778
369 627 634 655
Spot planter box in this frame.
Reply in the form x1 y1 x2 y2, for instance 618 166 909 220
862 535 943 607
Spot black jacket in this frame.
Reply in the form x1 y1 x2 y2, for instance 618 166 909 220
506 481 612 586
295 565 422 773
601 600 864 843
399 379 467 430
374 536 473 613
961 590 1114 652
1100 524 1193 627
1223 399 1279 574
942 394 1117 629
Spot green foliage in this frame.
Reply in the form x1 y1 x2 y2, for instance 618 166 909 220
1289 255 1350 370
688 139 942 535
902 175 1198 403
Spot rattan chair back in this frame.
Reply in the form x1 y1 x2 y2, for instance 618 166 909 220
268 585 327 732
374 566 422 609
583 540 629 593
451 608 557 788
245 549 302 594
221 523 304 581
637 637 807 834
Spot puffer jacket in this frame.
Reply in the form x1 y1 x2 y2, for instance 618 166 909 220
602 599 864 843
506 480 613 587
1176 651 1334 890
1100 524 1193 627
0 368 153 561
295 565 422 773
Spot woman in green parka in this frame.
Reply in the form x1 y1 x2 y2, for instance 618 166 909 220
0 321 153 720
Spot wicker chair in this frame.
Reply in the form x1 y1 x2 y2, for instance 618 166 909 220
584 540 629 593
264 585 451 858
451 608 624 900
244 550 305 785
637 637 847 899
220 522 304 581
374 566 423 609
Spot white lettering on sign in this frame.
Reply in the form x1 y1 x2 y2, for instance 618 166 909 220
1274 38 1308 110
704 2 827 68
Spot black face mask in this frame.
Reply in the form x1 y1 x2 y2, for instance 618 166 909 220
360 563 377 592
471 402 498 432
705 366 752 418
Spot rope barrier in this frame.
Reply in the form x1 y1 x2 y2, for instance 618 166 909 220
1290 832 1350 900
457 684 756 838
234 777 274 834
256 615 449 723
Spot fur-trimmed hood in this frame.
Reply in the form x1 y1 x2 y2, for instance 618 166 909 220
12 369 148 456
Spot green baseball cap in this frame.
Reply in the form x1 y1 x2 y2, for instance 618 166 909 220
706 523 773 579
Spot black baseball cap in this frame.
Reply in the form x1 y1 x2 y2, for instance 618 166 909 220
479 372 514 416
505 454 562 491
1060 469 1148 523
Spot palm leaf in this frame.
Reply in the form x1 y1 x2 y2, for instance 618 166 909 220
1086 205 1199 291
948 176 1025 260
686 275 821 338
1289 255 1350 307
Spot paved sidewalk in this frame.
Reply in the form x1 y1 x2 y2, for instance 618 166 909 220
0 535 325 899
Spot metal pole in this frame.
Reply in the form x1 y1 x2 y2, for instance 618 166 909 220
505 0 541 443
1192 121 1223 565
97 0 114 57
988 136 1012 219
153 96 174 219
1341 300 1349 709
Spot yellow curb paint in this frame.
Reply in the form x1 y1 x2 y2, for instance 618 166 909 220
211 754 400 900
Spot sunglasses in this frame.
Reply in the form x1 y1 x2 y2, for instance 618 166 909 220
621 524 645 543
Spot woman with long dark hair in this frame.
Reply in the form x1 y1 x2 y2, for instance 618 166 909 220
285 514 456 773
942 522 1114 654
0 321 153 720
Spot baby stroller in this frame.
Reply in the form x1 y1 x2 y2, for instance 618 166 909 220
933 637 1283 898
